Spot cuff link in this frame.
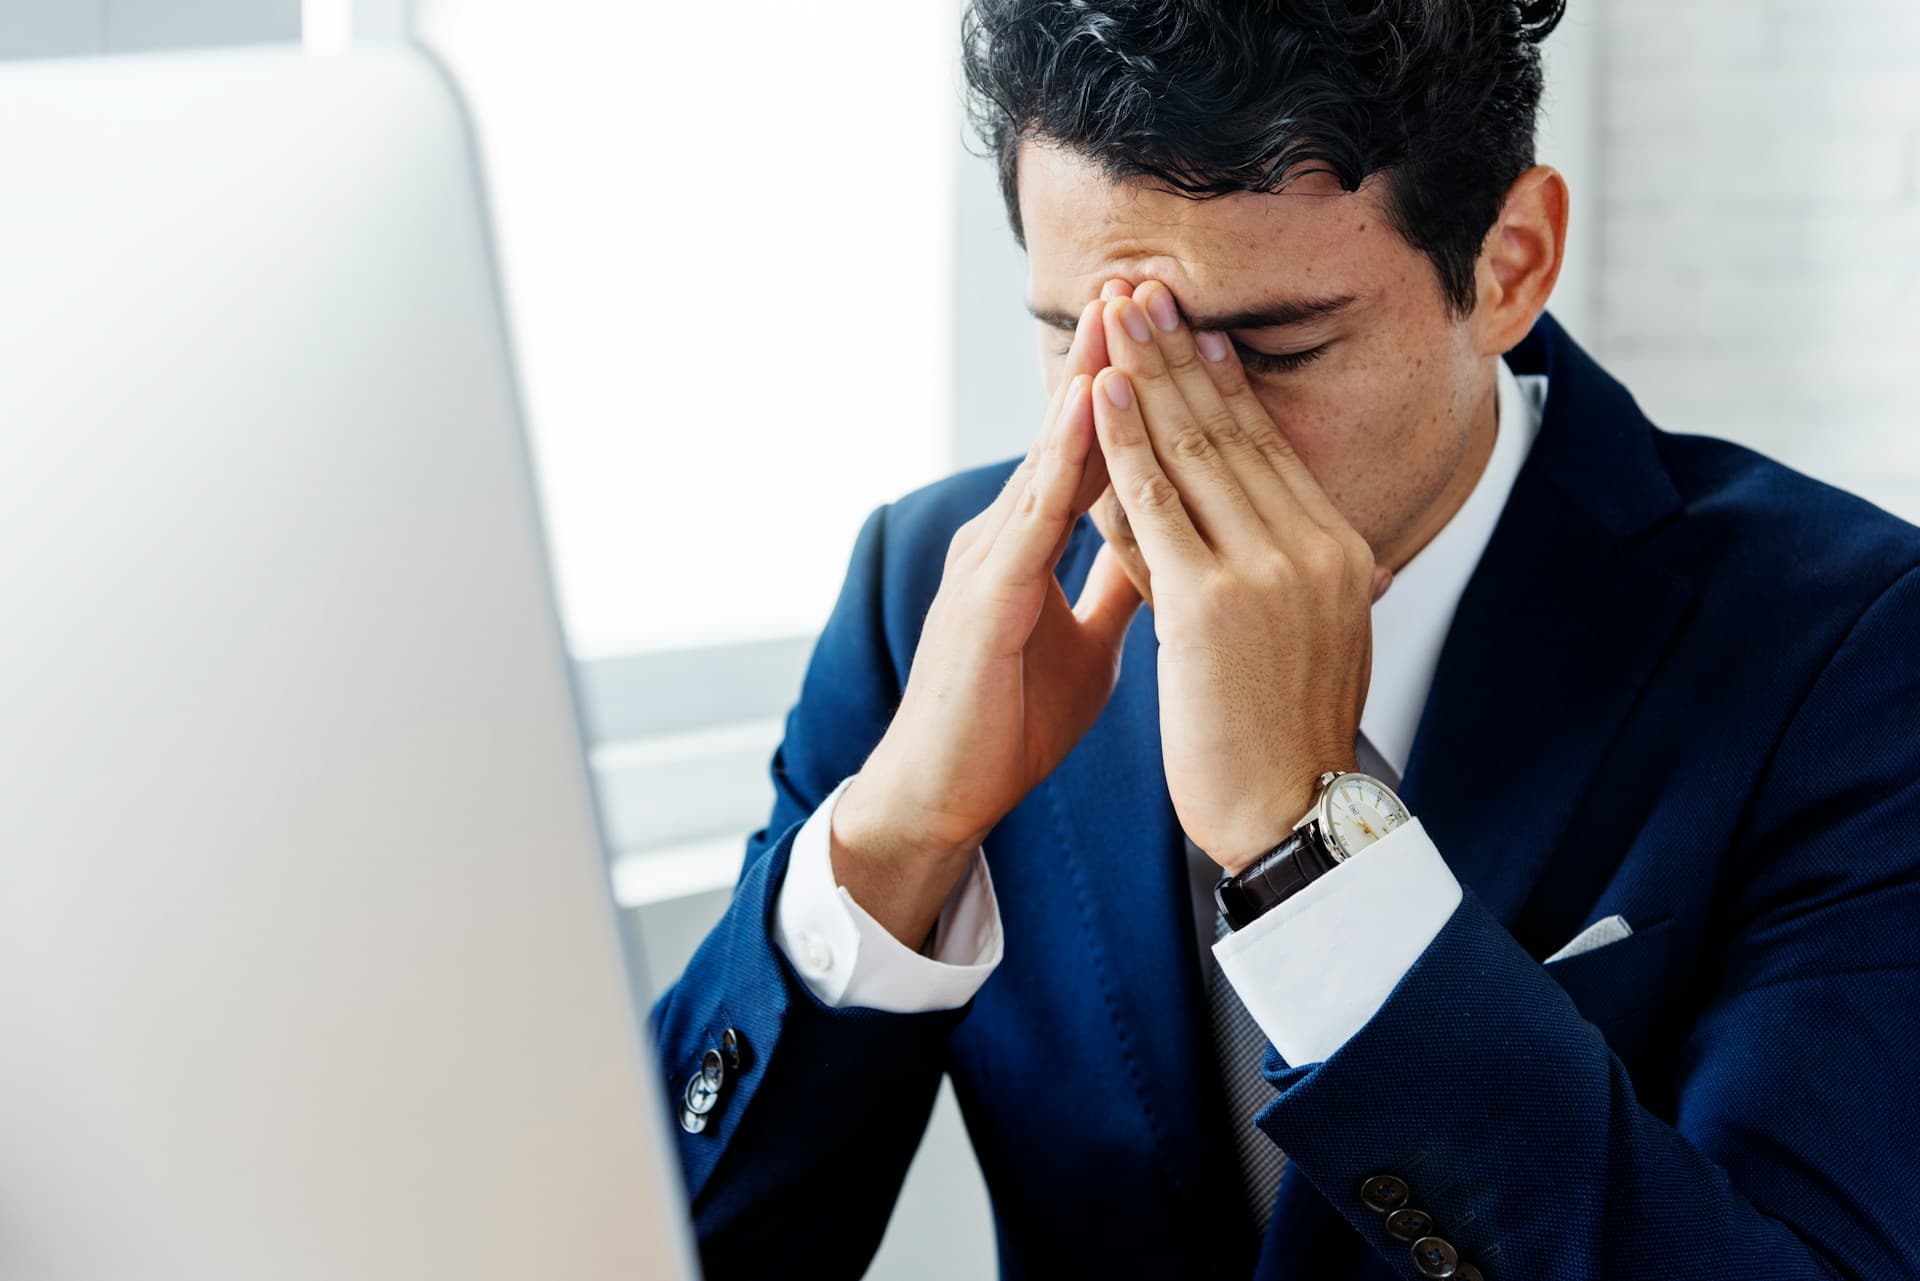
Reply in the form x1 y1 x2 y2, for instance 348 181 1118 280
680 1028 748 1135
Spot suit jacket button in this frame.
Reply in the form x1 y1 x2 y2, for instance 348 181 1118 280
684 1069 721 1116
1386 1207 1435 1242
679 1105 708 1135
721 1026 747 1072
1411 1236 1459 1278
1454 1264 1483 1281
1360 1174 1411 1213
700 1047 726 1089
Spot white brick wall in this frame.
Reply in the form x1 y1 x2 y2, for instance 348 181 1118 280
1592 0 1920 521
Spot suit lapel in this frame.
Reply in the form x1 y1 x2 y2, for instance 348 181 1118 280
1396 314 1694 941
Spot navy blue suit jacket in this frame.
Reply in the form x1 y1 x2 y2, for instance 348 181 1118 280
649 312 1920 1280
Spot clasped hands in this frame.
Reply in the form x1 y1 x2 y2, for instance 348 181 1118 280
1066 278 1391 872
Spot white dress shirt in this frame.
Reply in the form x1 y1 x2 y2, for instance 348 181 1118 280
773 354 1547 1066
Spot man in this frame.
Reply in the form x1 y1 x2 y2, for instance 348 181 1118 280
650 1 1920 1277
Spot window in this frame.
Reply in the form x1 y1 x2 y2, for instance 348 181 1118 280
415 1 963 897
416 0 957 657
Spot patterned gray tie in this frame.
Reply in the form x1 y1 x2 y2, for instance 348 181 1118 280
1201 733 1402 1235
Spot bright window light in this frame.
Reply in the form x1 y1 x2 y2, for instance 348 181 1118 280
301 0 352 54
416 2 958 659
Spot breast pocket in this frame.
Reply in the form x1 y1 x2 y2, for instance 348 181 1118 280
1542 914 1676 1032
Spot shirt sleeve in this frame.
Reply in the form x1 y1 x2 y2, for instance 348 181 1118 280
772 773 1005 1012
1211 815 1462 1066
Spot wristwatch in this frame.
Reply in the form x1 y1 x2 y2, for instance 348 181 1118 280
1212 769 1413 931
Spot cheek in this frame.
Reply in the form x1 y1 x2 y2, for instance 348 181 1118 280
1249 381 1411 522
1249 383 1355 467
1253 364 1428 461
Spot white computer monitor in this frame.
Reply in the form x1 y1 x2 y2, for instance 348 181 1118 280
0 43 696 1281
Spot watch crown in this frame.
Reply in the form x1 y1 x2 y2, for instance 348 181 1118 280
1292 769 1344 832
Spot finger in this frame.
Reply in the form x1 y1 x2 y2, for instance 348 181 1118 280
1052 437 1112 567
1101 295 1266 553
1100 276 1133 301
1130 279 1319 549
1089 364 1211 578
962 300 1106 565
1059 297 1110 398
1058 295 1118 521
954 429 1048 569
1189 320 1349 533
981 372 1096 587
1027 297 1112 539
984 297 1112 560
1046 454 1104 567
1089 488 1153 606
1071 540 1143 657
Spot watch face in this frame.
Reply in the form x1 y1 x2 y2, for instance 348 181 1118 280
1321 772 1411 859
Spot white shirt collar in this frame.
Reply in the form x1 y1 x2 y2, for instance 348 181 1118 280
1359 354 1546 781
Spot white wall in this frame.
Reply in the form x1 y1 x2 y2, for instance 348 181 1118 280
1591 0 1920 520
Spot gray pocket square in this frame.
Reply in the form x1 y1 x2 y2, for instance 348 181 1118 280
1545 913 1633 964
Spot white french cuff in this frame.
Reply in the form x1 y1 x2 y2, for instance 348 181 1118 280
1211 815 1462 1067
772 773 1005 1012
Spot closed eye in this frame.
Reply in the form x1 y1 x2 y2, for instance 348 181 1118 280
1045 337 1330 375
1233 340 1329 375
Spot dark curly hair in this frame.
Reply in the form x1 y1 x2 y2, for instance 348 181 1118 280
960 0 1567 317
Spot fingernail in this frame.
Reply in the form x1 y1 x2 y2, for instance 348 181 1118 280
1101 370 1132 409
1145 288 1179 332
1195 330 1229 361
1118 299 1150 344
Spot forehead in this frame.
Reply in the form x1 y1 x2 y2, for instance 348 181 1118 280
1015 138 1409 312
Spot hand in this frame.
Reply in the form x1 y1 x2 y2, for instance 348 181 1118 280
1088 280 1392 874
1083 278 1161 611
833 298 1143 948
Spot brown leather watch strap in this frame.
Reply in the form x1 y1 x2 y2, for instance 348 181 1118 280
1213 826 1343 930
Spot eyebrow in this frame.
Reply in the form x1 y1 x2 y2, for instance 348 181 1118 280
1025 292 1359 333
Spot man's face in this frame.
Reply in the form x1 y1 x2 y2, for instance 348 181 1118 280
1018 138 1492 563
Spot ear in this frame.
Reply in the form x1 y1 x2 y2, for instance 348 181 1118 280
1472 164 1569 355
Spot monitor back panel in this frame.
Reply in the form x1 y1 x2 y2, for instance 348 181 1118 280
0 45 693 1281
